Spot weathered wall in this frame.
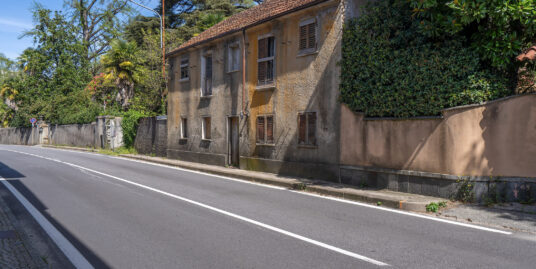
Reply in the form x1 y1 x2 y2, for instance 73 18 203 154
135 117 167 157
0 127 39 145
49 123 95 148
341 94 536 177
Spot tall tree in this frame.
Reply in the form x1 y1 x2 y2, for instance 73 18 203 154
65 0 131 62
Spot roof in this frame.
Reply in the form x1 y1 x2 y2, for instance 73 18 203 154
167 0 329 57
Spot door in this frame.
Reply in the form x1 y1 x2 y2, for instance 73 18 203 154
228 117 239 167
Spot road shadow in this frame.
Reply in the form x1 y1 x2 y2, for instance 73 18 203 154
0 161 111 268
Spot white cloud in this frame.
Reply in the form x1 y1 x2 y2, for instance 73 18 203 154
0 18 32 29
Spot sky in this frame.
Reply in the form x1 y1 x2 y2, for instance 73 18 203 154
0 0 160 60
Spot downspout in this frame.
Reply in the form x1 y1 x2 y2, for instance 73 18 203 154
241 29 247 118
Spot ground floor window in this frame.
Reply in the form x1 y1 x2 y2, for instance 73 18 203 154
256 115 274 144
202 117 211 140
298 112 316 146
180 118 188 139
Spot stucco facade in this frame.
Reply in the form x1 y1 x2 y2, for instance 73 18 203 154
167 0 360 181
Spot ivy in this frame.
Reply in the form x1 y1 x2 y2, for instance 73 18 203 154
340 0 511 117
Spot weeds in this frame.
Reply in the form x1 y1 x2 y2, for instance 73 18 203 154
426 201 448 212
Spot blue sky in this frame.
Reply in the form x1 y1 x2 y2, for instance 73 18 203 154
0 0 160 60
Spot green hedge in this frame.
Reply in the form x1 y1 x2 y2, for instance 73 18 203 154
121 109 154 148
340 0 511 117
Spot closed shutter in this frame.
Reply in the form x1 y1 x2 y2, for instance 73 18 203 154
258 38 267 58
308 22 316 49
257 117 265 143
298 114 306 144
258 61 267 84
299 25 307 50
266 116 274 143
308 112 316 145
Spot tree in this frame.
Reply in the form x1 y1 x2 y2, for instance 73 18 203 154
410 0 536 71
100 39 147 109
65 0 131 62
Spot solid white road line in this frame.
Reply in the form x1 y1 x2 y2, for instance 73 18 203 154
0 176 94 269
2 149 390 267
18 146 514 235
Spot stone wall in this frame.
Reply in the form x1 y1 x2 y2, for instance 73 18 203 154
340 94 536 202
49 123 96 148
134 116 167 157
0 127 39 145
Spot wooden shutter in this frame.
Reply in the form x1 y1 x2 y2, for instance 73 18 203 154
266 116 274 143
308 22 316 49
258 38 267 59
299 25 307 50
257 117 265 143
204 117 211 139
308 112 316 145
298 114 306 144
258 61 267 84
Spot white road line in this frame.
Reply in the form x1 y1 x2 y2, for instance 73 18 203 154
12 146 515 235
0 176 93 269
2 149 389 267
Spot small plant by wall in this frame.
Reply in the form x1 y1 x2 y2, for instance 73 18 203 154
340 0 511 117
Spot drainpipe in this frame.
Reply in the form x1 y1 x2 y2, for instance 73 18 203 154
241 29 247 119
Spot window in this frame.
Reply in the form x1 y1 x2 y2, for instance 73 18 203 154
256 115 274 144
202 117 211 140
202 54 213 96
180 118 188 139
299 19 317 52
257 36 275 85
298 112 316 146
228 42 240 72
180 58 189 81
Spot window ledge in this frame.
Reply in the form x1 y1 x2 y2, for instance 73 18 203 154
201 139 212 142
256 143 275 147
227 69 240 74
255 85 276 91
179 78 190 82
200 95 213 99
297 50 318 58
298 144 317 149
179 138 188 141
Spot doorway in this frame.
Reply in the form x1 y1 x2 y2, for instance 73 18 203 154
228 116 239 167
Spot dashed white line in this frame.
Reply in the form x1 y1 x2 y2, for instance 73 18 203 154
2 148 390 267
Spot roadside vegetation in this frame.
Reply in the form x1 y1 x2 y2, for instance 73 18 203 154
0 0 261 130
341 0 536 117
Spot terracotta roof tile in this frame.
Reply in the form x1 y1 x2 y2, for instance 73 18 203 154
168 0 328 56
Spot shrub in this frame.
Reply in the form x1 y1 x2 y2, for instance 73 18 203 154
121 109 153 148
340 0 511 117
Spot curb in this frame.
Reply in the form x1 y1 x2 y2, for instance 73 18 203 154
38 145 440 212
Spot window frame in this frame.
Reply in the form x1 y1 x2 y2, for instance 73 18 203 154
201 51 213 97
297 111 317 147
298 18 318 56
257 34 276 87
180 117 188 139
179 56 189 82
227 41 241 73
201 116 212 140
256 114 275 146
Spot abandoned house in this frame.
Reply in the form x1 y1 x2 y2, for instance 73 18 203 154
166 0 367 181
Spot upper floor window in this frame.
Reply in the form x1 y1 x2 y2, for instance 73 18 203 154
299 19 317 52
298 112 316 146
180 58 189 81
228 42 240 72
202 53 213 96
257 36 275 86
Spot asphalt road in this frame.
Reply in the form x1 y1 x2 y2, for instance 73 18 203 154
0 145 535 269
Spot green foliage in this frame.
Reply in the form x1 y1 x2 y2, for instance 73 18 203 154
121 109 154 148
410 0 536 71
340 0 511 117
426 201 447 212
455 178 475 203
